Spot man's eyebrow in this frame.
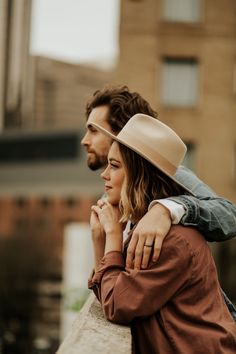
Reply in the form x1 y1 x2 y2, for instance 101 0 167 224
87 123 96 130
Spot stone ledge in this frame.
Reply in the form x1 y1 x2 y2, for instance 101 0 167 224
57 293 131 354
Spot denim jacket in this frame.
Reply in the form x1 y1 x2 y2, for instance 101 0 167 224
169 165 236 321
169 166 236 242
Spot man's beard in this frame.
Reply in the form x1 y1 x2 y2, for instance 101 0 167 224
87 153 107 171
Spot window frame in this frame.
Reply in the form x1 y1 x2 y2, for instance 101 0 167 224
161 57 199 108
162 0 203 24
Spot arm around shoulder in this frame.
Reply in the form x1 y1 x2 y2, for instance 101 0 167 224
170 166 236 241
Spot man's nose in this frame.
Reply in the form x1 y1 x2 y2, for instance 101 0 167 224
81 132 89 146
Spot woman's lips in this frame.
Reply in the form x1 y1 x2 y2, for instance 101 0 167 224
105 186 112 192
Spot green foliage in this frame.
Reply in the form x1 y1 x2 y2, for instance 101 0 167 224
63 288 90 312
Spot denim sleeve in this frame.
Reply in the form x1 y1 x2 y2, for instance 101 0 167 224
168 166 236 242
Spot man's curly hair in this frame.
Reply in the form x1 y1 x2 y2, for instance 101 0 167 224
86 85 158 133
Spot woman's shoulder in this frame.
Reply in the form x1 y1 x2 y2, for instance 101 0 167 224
166 225 209 255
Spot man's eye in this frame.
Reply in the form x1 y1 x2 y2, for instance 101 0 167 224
90 128 97 133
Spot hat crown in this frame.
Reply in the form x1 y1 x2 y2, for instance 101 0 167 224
117 114 186 175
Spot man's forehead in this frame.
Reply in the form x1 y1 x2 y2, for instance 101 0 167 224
86 114 107 126
86 105 112 131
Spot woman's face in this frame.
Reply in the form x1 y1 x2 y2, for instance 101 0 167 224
101 141 126 205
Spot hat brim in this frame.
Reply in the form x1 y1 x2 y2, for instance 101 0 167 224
91 122 195 196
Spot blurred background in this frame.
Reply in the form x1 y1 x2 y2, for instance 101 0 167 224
0 0 235 353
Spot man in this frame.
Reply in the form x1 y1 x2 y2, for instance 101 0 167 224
81 85 236 319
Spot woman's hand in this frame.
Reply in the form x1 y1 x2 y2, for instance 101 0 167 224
90 206 104 236
90 208 105 271
91 199 123 254
91 198 122 235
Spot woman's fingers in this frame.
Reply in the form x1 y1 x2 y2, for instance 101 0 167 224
91 205 101 214
97 198 109 208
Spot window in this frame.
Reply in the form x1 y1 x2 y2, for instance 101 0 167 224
0 132 81 163
163 0 201 23
65 197 77 208
40 197 51 208
15 197 28 208
161 58 199 107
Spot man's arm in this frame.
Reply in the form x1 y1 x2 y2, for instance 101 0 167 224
172 165 236 241
126 165 236 269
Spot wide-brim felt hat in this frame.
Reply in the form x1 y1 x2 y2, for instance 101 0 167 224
91 113 194 195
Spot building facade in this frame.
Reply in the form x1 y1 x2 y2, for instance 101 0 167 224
115 0 236 303
116 0 236 203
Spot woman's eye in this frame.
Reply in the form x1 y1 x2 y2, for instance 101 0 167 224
110 163 118 169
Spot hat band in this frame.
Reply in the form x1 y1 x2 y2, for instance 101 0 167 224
118 130 177 176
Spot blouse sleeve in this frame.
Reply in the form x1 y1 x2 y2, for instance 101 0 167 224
88 231 193 325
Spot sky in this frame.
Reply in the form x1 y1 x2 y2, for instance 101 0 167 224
30 0 120 68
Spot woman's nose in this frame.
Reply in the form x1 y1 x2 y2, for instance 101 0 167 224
101 165 110 180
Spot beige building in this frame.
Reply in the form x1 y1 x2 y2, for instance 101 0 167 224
32 56 112 131
0 56 112 196
0 0 113 197
116 0 236 203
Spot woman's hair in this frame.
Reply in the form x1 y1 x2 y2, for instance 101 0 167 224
118 143 188 223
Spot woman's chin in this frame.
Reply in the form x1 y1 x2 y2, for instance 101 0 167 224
107 196 119 206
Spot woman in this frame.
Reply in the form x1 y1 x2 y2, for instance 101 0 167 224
88 114 236 353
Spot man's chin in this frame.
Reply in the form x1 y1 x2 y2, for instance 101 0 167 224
87 155 107 171
87 158 103 171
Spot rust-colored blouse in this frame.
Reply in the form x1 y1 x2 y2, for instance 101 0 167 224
88 225 236 353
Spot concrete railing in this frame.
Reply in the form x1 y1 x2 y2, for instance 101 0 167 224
57 293 132 354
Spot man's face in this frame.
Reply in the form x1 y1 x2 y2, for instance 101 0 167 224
81 105 113 170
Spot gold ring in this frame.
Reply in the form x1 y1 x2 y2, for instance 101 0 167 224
144 244 152 247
